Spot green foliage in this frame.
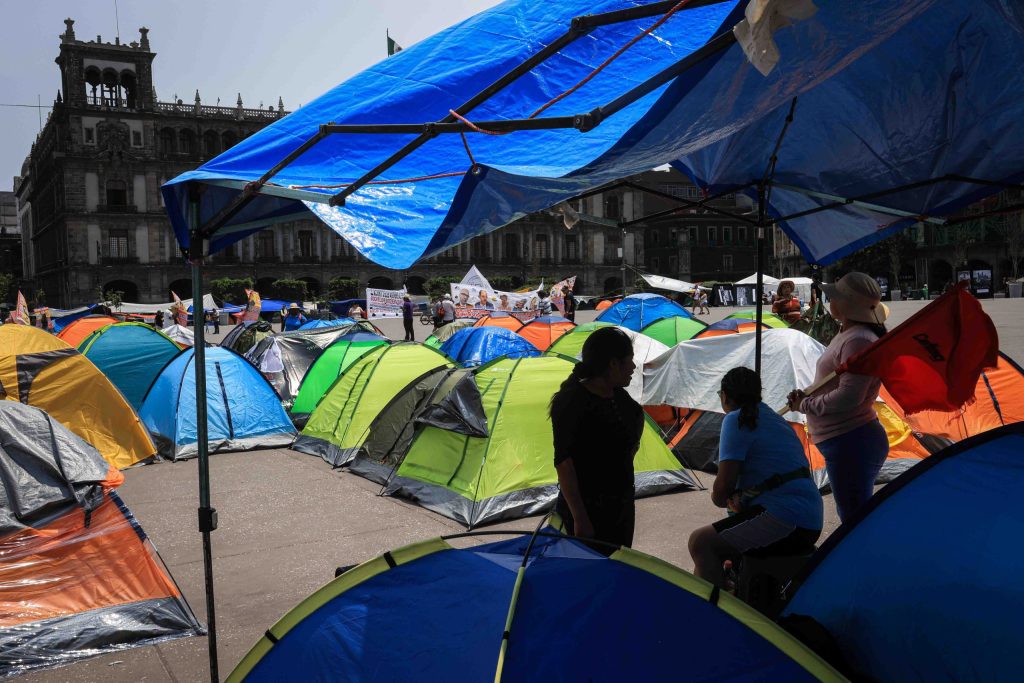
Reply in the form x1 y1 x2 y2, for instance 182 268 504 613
0 273 13 303
326 277 360 300
33 288 46 307
94 284 124 310
488 275 516 292
270 278 308 302
424 276 461 300
209 277 253 304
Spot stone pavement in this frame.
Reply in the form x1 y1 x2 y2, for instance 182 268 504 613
21 298 1022 682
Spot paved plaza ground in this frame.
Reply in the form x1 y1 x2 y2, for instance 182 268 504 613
23 298 1023 682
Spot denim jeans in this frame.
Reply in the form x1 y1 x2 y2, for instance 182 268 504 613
816 419 889 523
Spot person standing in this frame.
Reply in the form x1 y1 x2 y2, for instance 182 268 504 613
282 303 307 331
787 272 889 522
563 287 576 322
689 368 823 587
154 310 164 329
537 289 552 316
402 295 415 342
550 327 641 553
441 293 456 324
347 302 366 319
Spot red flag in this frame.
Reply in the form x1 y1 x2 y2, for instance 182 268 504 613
839 281 998 414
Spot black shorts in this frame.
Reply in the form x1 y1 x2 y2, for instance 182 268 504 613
713 505 820 557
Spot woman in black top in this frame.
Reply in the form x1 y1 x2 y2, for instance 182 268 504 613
550 327 642 551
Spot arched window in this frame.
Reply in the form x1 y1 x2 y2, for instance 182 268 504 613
202 130 220 157
160 128 176 155
120 71 137 109
84 67 102 105
221 131 237 149
101 69 120 107
178 129 195 156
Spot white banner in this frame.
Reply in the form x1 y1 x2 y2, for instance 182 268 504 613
367 287 407 318
449 283 539 321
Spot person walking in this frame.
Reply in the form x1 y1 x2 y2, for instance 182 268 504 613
550 327 641 553
787 272 889 522
441 293 456 324
402 295 416 341
698 289 710 315
689 368 823 587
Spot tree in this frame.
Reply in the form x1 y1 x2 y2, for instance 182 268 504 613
270 278 307 302
424 276 461 300
989 208 1024 280
0 273 13 303
94 284 124 311
489 275 515 292
326 277 359 300
209 277 253 304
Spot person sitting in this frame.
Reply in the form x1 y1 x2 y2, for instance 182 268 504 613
688 367 823 588
282 303 307 331
772 280 802 324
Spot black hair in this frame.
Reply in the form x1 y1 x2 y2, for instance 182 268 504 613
720 367 761 431
550 327 633 416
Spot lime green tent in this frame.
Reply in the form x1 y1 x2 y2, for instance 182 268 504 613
351 355 698 528
725 310 790 328
292 343 454 466
424 319 475 349
290 332 391 423
543 321 615 358
639 316 708 346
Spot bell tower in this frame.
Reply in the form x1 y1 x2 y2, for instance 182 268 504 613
56 19 157 111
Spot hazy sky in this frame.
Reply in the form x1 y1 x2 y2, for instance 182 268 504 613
0 0 500 187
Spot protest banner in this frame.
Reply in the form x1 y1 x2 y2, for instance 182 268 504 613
367 287 407 318
241 289 262 322
449 283 537 316
550 276 577 314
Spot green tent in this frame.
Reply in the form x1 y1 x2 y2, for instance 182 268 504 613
290 332 391 423
639 315 708 346
542 321 616 358
424 319 475 349
350 355 698 528
292 343 454 466
725 310 790 328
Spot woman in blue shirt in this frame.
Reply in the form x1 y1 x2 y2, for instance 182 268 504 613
688 367 823 588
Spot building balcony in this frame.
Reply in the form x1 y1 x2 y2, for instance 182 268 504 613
96 204 137 213
100 256 138 265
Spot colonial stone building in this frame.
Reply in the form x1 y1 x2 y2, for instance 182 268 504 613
15 19 649 306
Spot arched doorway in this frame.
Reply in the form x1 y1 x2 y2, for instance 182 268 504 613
255 277 276 295
929 259 952 291
603 276 623 295
168 279 192 300
103 279 138 302
405 275 427 295
298 276 320 298
367 276 393 290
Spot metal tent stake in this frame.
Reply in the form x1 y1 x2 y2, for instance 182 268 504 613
189 195 220 683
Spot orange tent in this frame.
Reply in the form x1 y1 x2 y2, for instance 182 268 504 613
516 315 575 351
0 401 200 677
693 319 769 338
0 325 156 468
56 315 119 347
595 299 619 311
473 312 524 332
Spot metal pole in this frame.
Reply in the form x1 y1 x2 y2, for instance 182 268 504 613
189 195 219 683
755 182 766 376
620 221 627 297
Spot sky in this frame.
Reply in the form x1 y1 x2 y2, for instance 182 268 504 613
0 0 500 188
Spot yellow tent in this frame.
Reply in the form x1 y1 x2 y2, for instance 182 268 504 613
0 325 155 468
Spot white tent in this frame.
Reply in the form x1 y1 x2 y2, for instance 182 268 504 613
638 271 709 293
641 329 825 422
734 273 781 286
162 324 194 347
112 294 223 315
786 277 815 303
557 325 669 402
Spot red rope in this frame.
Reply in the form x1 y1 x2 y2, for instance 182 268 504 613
529 0 696 120
449 109 509 136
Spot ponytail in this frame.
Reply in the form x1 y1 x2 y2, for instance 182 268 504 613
720 367 762 431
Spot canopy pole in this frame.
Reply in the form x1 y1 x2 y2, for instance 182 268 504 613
620 219 628 297
189 194 220 683
755 183 766 376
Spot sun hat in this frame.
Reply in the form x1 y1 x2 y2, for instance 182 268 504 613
823 272 889 325
444 293 452 300
288 302 300 310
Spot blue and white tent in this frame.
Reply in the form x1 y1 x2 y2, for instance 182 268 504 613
596 293 690 331
139 347 295 460
163 0 1024 269
440 325 540 366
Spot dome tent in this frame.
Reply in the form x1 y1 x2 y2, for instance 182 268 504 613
293 343 455 467
289 331 391 424
0 401 201 678
0 325 156 469
424 319 475 348
595 293 690 331
725 310 790 328
140 347 296 461
694 318 770 338
472 312 523 332
77 322 183 409
515 314 575 351
298 317 355 330
639 315 708 346
544 325 667 403
220 319 274 354
227 533 841 682
55 314 119 347
440 326 539 366
162 323 195 347
352 355 697 528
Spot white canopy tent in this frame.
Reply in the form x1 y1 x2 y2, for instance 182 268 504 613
638 271 709 293
734 273 781 286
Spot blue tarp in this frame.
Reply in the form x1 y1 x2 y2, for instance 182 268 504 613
163 0 1024 270
595 293 690 330
139 347 296 461
782 424 1024 681
78 323 183 410
299 318 355 330
237 534 825 681
440 326 539 366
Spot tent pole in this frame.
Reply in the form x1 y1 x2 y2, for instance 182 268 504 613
189 194 220 683
755 182 766 376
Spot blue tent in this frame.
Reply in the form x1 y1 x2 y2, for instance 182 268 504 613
228 533 842 682
139 347 296 461
298 317 354 330
781 424 1024 681
439 326 539 366
163 0 1023 270
78 322 183 410
595 293 690 331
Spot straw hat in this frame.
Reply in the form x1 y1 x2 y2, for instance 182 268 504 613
823 272 889 325
288 302 300 310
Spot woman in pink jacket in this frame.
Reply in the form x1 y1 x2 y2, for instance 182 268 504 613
787 272 889 522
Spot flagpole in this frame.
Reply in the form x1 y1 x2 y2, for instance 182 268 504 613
189 192 219 683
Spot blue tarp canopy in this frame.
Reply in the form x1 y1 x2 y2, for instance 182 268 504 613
163 0 1024 269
